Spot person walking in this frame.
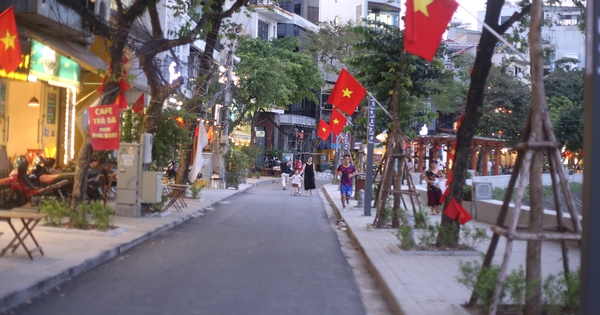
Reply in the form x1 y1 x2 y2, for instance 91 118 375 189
301 156 316 196
425 160 443 215
280 158 293 190
336 154 357 210
290 170 302 196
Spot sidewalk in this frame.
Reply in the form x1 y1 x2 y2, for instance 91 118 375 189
320 183 581 315
0 179 582 314
0 177 279 312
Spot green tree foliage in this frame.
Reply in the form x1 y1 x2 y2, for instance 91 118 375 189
151 110 196 168
479 65 531 146
548 96 583 154
346 21 442 140
233 36 323 125
544 68 584 105
304 20 362 77
544 68 584 158
429 54 474 114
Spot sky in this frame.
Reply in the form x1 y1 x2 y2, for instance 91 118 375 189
454 0 487 30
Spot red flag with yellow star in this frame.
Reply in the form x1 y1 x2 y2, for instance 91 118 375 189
318 119 331 141
330 109 347 135
404 0 458 61
170 116 185 127
327 68 366 116
0 7 22 74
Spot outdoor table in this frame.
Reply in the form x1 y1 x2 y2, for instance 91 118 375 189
0 212 48 260
162 184 189 213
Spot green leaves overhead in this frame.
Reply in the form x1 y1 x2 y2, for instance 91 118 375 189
346 20 443 139
234 36 323 115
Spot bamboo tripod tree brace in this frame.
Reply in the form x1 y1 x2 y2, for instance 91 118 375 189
469 0 583 313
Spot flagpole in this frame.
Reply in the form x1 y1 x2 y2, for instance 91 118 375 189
366 92 393 119
456 3 530 64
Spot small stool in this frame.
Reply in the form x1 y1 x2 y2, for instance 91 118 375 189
210 177 223 189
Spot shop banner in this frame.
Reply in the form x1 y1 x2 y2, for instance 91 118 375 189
89 104 120 150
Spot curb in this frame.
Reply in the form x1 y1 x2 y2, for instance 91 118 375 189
0 178 279 312
321 185 406 315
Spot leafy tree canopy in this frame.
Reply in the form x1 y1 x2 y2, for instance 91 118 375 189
233 36 323 125
544 67 584 104
479 64 531 146
346 21 443 140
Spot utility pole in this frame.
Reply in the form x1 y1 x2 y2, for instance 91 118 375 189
580 0 600 312
219 45 240 188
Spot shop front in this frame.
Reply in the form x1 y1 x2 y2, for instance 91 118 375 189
0 37 100 168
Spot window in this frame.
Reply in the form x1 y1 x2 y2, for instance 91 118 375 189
307 6 319 24
356 5 362 23
258 20 269 41
294 4 301 15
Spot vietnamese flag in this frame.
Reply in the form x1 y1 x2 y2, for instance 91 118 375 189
327 68 366 116
318 119 331 141
170 116 185 127
404 0 458 61
132 94 145 115
330 109 347 135
0 7 23 74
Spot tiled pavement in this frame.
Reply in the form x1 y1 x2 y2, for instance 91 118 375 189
0 178 581 314
320 183 581 315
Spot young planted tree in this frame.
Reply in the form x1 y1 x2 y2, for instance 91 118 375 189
347 21 442 228
439 0 531 247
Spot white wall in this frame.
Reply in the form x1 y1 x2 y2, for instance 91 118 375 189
319 0 365 23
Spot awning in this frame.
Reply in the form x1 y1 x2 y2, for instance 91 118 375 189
24 28 108 73
231 130 251 140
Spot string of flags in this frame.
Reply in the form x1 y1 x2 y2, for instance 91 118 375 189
318 68 366 141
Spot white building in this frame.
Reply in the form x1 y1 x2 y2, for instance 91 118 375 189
319 0 401 27
477 5 585 73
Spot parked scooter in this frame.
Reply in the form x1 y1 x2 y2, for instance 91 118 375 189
0 156 71 209
27 156 104 203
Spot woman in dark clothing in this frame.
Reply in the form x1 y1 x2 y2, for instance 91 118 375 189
302 156 316 196
425 160 443 215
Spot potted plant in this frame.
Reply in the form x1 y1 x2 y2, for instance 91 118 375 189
188 180 207 199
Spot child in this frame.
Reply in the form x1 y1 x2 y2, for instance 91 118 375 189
290 170 302 196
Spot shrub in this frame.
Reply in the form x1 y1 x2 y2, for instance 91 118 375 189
79 201 113 231
457 260 580 314
463 185 472 201
40 199 71 227
72 205 90 229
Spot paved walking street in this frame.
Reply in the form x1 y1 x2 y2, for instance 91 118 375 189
0 177 581 314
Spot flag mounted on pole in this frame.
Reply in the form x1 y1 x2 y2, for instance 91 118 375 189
132 94 145 114
404 0 458 61
318 119 331 141
188 123 209 183
0 7 22 74
327 68 366 116
330 109 347 135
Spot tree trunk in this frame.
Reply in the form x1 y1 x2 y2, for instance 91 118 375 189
175 16 223 184
440 0 531 247
524 0 546 313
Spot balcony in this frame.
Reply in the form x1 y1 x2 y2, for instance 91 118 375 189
247 0 293 22
278 114 315 128
2 0 92 44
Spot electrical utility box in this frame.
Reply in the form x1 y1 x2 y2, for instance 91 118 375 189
116 143 141 217
141 172 162 203
201 153 213 179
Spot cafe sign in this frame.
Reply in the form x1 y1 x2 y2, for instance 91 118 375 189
29 40 80 87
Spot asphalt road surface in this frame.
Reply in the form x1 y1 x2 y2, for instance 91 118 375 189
9 180 366 315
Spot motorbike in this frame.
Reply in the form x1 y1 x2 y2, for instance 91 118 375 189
162 160 193 184
27 156 104 203
264 156 281 169
0 156 71 210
